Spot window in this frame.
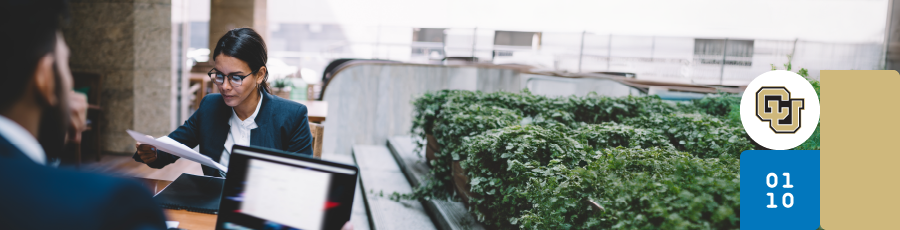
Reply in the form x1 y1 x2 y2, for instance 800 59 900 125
494 31 539 47
412 28 446 58
694 39 754 66
413 28 445 43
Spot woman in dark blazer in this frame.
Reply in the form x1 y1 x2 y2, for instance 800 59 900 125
133 28 313 177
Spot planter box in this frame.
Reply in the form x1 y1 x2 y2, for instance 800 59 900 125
452 160 480 206
425 134 439 164
428 134 478 207
429 134 600 213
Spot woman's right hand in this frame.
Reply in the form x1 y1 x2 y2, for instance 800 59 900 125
135 141 158 164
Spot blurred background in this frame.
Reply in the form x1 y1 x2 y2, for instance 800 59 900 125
67 0 891 161
53 1 889 229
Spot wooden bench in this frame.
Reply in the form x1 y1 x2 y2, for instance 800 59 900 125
353 145 437 230
387 136 485 230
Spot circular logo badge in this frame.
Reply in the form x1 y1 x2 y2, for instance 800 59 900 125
740 70 820 150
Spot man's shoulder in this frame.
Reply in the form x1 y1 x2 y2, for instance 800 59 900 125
2 160 155 207
0 157 166 229
56 168 152 198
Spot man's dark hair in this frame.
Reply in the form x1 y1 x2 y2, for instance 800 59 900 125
213 28 271 93
0 0 69 110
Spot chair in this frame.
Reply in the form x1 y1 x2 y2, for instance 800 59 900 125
309 122 324 158
188 73 212 110
69 72 104 167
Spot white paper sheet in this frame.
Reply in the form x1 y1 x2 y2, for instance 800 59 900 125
127 130 228 173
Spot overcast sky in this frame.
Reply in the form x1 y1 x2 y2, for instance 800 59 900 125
191 0 892 44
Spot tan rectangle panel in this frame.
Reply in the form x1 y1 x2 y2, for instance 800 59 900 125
821 70 900 229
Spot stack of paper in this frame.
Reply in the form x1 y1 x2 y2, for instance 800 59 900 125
127 130 228 172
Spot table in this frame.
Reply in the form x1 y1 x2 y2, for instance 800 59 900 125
141 178 217 230
296 100 328 123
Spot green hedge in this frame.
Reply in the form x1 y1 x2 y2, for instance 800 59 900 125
622 113 754 158
409 90 751 229
517 147 740 229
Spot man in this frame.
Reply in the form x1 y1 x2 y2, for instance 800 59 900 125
0 0 168 229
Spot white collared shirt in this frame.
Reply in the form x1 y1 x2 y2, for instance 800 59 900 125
220 91 263 168
0 115 46 165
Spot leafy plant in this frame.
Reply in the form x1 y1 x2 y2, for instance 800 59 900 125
562 93 677 124
409 90 687 201
416 101 523 199
518 147 739 229
461 125 589 228
688 92 740 117
273 78 292 89
623 113 754 159
791 66 821 150
407 90 752 229
573 123 673 150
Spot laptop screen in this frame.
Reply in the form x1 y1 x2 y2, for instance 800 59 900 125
217 146 358 230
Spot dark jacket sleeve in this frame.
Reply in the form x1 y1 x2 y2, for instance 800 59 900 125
286 104 314 156
97 178 168 230
133 96 208 168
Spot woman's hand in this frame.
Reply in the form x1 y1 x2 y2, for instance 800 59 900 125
66 90 88 144
135 136 158 163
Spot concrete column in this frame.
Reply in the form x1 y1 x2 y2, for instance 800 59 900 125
208 0 267 61
63 0 173 154
885 0 900 70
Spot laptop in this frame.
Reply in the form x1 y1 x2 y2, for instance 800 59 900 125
216 145 359 230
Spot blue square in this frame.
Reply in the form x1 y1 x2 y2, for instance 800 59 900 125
740 150 820 230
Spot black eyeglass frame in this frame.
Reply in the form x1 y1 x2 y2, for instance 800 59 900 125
208 68 259 87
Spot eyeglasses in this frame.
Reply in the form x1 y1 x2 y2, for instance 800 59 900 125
208 68 258 87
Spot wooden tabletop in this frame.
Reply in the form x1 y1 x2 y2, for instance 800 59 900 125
140 178 217 230
296 100 328 123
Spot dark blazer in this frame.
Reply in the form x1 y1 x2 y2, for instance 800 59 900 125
0 136 167 230
134 91 314 176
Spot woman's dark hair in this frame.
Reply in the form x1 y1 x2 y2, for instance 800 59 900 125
213 28 270 93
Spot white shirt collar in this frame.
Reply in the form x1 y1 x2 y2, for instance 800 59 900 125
0 115 46 165
223 91 263 161
230 91 263 129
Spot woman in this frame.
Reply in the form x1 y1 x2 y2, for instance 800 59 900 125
134 28 313 177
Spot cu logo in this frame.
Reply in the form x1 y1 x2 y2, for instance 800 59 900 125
756 87 805 133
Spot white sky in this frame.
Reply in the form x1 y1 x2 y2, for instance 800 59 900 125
264 0 889 43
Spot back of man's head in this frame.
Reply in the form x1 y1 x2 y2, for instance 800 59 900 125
0 0 68 111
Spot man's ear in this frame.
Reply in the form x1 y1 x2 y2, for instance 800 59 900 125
257 66 267 84
32 54 57 106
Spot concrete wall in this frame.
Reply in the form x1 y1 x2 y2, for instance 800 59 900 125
523 74 642 98
63 0 173 154
321 64 519 156
885 0 899 70
320 63 642 157
208 0 267 59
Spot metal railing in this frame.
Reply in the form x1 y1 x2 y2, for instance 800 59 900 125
266 24 884 86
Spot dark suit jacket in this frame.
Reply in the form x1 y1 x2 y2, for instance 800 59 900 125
0 136 167 230
134 91 314 176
